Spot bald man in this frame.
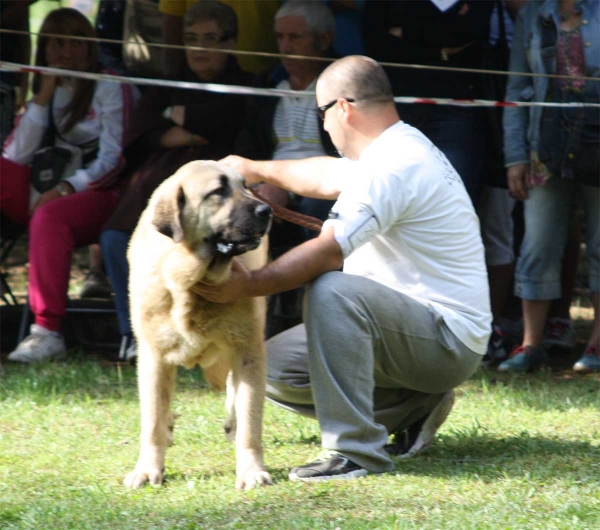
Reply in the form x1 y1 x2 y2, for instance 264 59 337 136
194 56 491 482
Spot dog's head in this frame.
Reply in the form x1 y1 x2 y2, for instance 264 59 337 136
151 160 272 257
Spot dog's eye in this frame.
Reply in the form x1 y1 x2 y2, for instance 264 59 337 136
205 186 230 200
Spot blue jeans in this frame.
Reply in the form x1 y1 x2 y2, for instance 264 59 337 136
397 105 488 208
100 229 132 336
515 179 600 300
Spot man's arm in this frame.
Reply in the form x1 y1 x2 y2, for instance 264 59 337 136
220 155 343 200
192 228 343 303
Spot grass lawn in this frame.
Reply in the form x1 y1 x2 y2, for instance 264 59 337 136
1 357 598 530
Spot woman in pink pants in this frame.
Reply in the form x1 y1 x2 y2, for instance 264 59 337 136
1 8 138 362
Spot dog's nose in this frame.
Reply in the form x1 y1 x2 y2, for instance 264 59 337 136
254 203 272 218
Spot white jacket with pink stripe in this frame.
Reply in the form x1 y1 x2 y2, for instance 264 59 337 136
3 77 139 192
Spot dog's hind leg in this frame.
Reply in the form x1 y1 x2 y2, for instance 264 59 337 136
124 341 177 489
231 342 273 490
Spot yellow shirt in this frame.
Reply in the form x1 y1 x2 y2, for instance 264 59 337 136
159 0 280 73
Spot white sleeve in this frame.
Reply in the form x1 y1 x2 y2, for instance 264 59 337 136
2 102 49 164
65 81 137 192
322 163 411 259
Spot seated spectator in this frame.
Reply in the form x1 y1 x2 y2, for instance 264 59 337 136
499 0 599 373
159 0 280 75
1 8 139 363
235 0 338 246
100 0 253 362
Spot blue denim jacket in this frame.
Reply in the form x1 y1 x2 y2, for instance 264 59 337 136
503 0 600 167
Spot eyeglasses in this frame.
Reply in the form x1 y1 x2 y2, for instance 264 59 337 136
316 98 355 120
184 32 230 47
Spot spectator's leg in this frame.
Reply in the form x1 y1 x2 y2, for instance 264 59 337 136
515 178 574 348
479 186 516 321
581 185 600 346
100 228 133 337
0 157 30 226
28 190 119 332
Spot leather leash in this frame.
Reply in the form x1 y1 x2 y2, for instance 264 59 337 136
250 188 323 233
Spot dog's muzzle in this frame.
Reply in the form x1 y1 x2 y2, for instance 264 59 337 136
216 203 273 256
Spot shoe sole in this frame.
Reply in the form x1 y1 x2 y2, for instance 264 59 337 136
288 468 370 482
399 390 455 459
7 350 67 363
573 363 600 373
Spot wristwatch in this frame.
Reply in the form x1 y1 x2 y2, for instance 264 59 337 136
56 181 73 197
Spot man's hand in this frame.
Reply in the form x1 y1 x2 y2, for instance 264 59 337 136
507 163 530 200
191 259 252 303
219 155 263 186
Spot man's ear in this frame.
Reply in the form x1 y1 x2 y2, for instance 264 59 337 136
151 184 186 243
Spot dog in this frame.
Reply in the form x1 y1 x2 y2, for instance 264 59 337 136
123 160 273 490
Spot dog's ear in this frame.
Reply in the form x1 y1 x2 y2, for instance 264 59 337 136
151 185 186 243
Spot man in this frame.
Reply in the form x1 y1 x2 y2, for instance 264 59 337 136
195 56 491 482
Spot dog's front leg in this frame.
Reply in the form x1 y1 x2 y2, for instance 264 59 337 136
231 344 272 490
124 342 177 489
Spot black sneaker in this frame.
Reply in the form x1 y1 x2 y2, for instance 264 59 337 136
289 450 369 482
385 390 455 458
481 325 508 368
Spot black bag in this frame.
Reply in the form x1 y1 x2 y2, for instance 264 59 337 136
30 96 74 193
30 145 74 193
29 96 99 193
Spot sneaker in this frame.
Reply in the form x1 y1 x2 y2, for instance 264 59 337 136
573 345 600 373
80 270 113 299
288 449 369 482
7 324 66 363
497 344 548 373
481 325 508 368
543 317 576 350
118 335 137 363
385 390 455 458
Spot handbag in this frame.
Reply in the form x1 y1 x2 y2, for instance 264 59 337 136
30 96 99 194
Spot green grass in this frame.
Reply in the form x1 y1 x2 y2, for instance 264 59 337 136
1 359 599 530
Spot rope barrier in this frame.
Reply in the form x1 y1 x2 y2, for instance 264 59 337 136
2 27 599 83
2 61 599 108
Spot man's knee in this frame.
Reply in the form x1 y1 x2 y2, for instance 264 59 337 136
306 271 346 309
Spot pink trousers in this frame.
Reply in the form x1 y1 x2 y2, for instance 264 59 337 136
0 157 119 332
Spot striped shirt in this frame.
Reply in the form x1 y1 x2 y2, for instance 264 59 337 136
272 79 327 161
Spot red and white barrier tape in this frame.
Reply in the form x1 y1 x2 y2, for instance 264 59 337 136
2 61 599 108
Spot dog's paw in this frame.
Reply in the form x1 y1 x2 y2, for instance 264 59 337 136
235 469 273 490
123 467 164 489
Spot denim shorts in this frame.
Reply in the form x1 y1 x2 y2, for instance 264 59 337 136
515 177 599 300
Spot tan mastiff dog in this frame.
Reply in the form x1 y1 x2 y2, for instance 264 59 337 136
123 160 273 490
